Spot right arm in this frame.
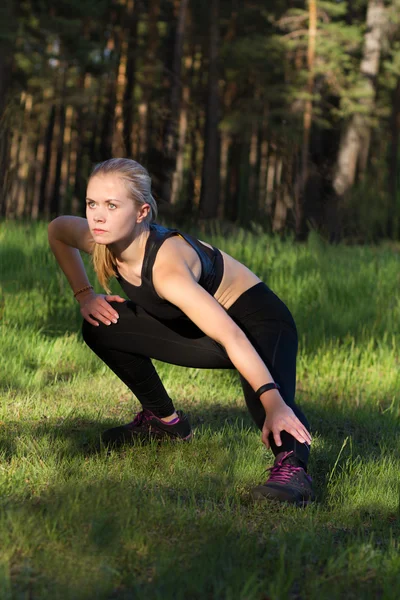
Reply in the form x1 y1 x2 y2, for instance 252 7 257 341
48 216 95 296
48 216 125 325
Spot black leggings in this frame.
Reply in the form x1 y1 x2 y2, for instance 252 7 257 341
82 282 310 465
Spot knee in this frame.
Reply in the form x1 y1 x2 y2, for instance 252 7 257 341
81 317 110 350
81 318 96 348
81 299 129 349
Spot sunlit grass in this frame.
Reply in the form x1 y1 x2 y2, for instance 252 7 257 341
0 220 399 599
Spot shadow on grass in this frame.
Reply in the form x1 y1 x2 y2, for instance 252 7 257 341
1 462 399 599
1 400 398 504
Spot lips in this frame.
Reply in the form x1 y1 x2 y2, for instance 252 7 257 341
93 229 107 234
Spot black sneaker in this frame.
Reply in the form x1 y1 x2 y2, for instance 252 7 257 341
251 451 315 506
101 409 193 447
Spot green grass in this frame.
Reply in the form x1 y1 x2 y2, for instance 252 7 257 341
0 220 399 599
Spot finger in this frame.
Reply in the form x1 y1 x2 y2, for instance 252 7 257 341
91 310 113 326
98 300 120 322
287 425 307 445
273 430 282 447
295 420 311 438
261 429 270 448
287 418 312 444
83 314 99 326
105 295 126 303
294 422 312 444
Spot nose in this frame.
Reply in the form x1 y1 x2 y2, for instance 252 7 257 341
94 212 106 223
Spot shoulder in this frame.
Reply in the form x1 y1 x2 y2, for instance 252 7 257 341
153 234 193 273
150 233 198 300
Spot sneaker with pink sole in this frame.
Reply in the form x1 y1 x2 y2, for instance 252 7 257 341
101 409 193 447
251 451 315 506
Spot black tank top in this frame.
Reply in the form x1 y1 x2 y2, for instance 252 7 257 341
116 223 224 320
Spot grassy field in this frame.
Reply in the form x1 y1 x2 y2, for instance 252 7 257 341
0 220 399 600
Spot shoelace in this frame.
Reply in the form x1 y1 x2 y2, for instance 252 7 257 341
265 451 310 484
130 409 152 428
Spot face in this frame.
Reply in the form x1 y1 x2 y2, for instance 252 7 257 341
86 174 149 245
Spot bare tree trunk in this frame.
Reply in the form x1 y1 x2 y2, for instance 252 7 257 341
50 69 67 217
199 0 220 218
296 0 317 240
258 138 268 215
0 0 17 216
121 0 140 157
171 81 190 204
161 0 189 203
332 0 386 201
38 104 56 218
74 73 91 206
248 114 260 213
219 130 230 219
142 0 160 159
101 25 122 160
388 77 400 239
219 4 239 219
272 156 284 231
16 94 33 217
225 134 241 222
266 144 276 216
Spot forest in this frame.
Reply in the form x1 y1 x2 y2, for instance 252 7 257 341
1 0 400 241
1 3 400 597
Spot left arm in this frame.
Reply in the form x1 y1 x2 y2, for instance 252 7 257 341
154 261 311 447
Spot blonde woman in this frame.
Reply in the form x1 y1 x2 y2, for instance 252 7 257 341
48 158 314 505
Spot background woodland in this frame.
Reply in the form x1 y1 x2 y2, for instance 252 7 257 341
1 0 400 241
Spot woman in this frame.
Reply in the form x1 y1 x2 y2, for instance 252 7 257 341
48 158 313 506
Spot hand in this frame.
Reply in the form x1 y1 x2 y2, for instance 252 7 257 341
78 292 125 326
262 402 312 449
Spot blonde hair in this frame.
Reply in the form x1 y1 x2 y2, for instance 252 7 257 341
89 158 158 293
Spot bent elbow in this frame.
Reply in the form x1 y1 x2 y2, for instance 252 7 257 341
219 326 248 351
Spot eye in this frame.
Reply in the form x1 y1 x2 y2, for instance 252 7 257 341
108 203 117 210
87 201 96 208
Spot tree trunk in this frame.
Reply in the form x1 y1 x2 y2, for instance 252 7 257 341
332 0 386 201
199 0 220 219
225 134 241 222
0 0 17 216
171 82 190 205
388 77 400 239
50 69 67 217
74 73 91 205
38 104 56 218
296 0 317 240
122 0 140 157
100 25 122 160
141 0 160 159
161 0 189 203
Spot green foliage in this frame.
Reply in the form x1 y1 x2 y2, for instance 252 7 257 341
4 0 400 237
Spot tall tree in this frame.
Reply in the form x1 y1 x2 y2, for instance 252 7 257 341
199 0 220 218
0 0 18 216
122 0 141 158
332 1 387 213
161 0 189 204
296 0 317 240
388 75 400 238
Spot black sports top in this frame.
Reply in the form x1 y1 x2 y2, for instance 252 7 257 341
116 223 224 320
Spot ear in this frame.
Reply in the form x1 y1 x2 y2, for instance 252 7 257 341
136 203 151 223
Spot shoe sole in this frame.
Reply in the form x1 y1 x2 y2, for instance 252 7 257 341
250 488 315 507
101 429 194 448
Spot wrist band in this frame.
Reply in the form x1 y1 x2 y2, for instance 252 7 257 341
73 285 93 299
255 382 280 397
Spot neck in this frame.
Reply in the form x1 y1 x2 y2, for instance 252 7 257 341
109 222 151 268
